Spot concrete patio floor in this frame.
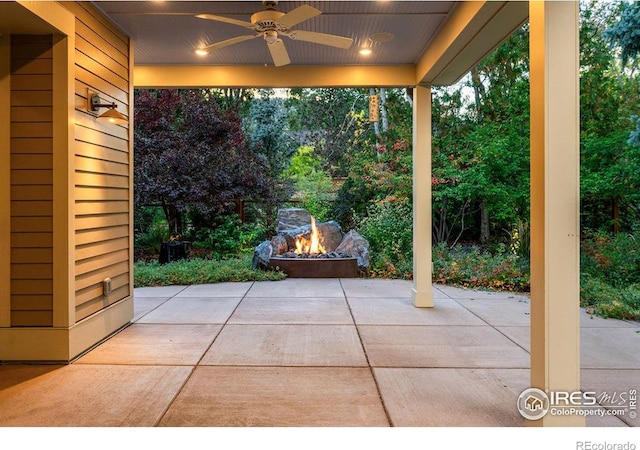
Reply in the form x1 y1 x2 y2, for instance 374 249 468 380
0 278 638 427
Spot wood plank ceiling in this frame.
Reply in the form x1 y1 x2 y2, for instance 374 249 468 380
92 1 457 67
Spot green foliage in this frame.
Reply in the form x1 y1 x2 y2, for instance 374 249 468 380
340 135 412 208
580 274 640 320
432 120 530 243
242 89 297 230
134 254 286 287
283 146 334 221
581 232 640 286
134 89 278 237
432 244 530 292
192 214 266 258
507 218 530 261
580 232 640 320
581 132 640 231
134 207 168 253
604 0 640 147
604 0 640 67
285 145 324 177
335 88 414 230
630 116 640 147
286 88 371 175
579 1 640 232
430 27 530 244
245 89 296 177
357 202 413 278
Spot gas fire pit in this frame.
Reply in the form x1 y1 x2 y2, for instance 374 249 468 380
252 208 370 278
268 255 359 278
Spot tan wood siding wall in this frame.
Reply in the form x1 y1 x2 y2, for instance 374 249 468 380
61 2 131 322
10 34 54 327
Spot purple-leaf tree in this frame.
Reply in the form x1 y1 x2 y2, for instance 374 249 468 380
134 89 274 237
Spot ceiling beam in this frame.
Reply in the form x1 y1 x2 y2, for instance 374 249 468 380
416 1 528 86
0 1 74 35
133 64 417 89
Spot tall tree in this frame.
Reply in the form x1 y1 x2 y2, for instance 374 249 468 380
245 89 295 178
333 88 413 228
580 0 640 232
605 0 640 67
430 25 530 245
134 89 275 236
605 0 640 147
286 88 370 175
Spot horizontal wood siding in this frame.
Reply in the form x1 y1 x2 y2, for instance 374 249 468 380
61 2 131 322
10 34 54 327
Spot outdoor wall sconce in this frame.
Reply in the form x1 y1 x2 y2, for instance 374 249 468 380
87 90 128 125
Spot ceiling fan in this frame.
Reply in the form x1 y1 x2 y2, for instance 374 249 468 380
195 0 354 67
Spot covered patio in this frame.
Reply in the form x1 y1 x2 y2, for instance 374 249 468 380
0 0 591 427
0 278 638 426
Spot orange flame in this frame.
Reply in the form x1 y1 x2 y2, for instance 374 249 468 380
294 216 326 255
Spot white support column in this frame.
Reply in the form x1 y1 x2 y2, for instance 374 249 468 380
529 1 583 426
412 85 434 307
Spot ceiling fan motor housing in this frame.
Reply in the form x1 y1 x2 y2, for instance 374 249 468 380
251 9 286 32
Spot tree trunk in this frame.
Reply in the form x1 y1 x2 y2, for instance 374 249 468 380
404 87 413 106
479 200 490 245
612 198 620 234
379 88 389 132
161 201 182 238
235 198 245 223
470 67 486 122
175 209 183 237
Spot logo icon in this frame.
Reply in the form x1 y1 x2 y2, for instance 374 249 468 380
517 388 550 420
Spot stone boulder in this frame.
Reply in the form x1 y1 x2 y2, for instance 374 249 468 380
270 235 288 256
317 221 344 252
251 240 273 270
276 208 312 234
335 230 370 270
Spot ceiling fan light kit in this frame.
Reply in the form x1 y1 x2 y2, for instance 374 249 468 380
195 0 354 67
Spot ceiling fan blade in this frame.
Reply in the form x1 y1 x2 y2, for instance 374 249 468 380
268 39 291 67
199 34 260 52
277 5 321 28
195 13 254 29
290 30 353 49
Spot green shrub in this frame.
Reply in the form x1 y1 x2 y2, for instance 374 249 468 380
135 207 169 254
357 202 413 278
192 215 266 258
581 232 640 286
283 146 334 222
432 243 530 292
134 254 285 287
579 233 640 320
507 218 530 261
580 273 640 321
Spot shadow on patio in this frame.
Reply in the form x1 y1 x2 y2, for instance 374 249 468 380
0 278 638 427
